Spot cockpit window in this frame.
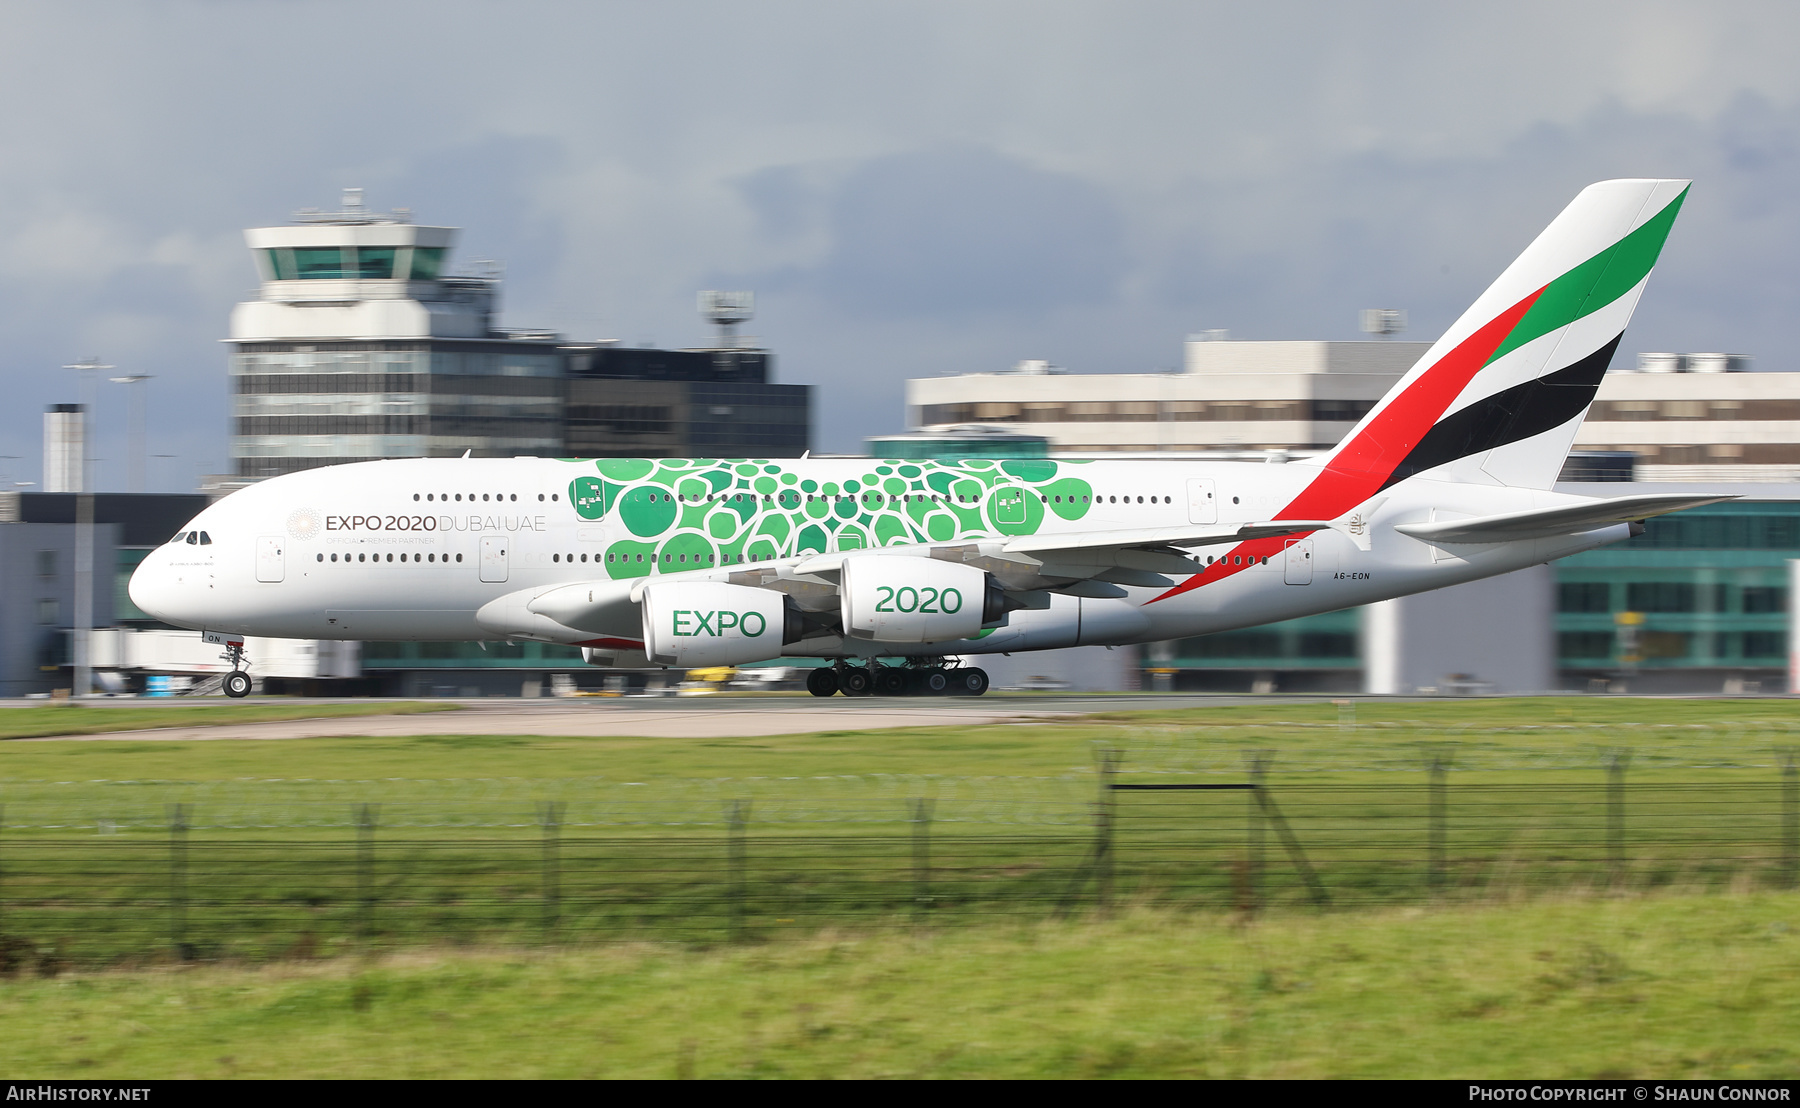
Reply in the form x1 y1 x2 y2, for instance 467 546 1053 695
198 532 212 546
172 532 186 544
186 533 198 545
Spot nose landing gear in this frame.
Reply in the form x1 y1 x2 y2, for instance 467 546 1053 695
220 639 253 699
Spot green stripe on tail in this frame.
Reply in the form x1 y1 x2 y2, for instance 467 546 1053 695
1485 185 1689 367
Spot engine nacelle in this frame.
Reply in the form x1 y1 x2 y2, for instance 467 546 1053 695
840 556 1002 643
640 581 800 667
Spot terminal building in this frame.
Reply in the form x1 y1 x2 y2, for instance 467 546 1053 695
907 340 1800 481
909 345 1429 456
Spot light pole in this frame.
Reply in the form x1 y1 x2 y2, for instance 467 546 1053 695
62 358 111 698
110 374 151 494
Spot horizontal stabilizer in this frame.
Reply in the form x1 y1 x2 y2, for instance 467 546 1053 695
1394 493 1735 544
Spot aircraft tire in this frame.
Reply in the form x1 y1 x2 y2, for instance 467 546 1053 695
806 668 839 697
951 668 989 697
919 669 950 696
840 667 873 697
224 671 253 699
875 667 908 696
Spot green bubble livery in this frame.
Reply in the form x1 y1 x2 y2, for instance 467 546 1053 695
565 457 1095 580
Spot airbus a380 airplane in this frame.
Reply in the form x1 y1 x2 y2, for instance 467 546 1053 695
132 178 1727 699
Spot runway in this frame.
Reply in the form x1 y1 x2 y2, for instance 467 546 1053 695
10 694 1248 742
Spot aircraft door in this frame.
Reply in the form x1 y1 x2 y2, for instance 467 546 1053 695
1283 538 1314 585
993 488 1027 525
479 535 510 583
255 536 285 583
1186 479 1218 524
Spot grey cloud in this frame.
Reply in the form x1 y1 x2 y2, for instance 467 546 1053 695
746 147 1128 319
1142 95 1800 362
737 164 827 241
6 3 1800 461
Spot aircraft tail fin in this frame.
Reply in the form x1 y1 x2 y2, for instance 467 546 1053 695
1316 178 1689 494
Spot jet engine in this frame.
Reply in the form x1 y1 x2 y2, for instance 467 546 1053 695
839 556 1005 643
640 581 804 667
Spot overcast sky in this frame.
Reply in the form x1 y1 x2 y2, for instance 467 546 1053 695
4 0 1800 487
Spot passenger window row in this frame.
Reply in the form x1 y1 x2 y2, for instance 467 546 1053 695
657 491 1182 507
602 552 750 565
413 493 560 503
318 552 465 564
383 489 1189 512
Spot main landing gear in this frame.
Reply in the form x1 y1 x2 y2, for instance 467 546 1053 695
221 639 253 699
807 662 988 698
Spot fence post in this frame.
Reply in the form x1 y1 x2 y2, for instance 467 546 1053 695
1095 746 1120 909
169 803 190 961
1427 747 1449 893
355 803 378 941
1781 747 1797 891
909 798 933 926
1604 748 1630 887
1247 752 1270 913
539 801 565 940
725 799 749 942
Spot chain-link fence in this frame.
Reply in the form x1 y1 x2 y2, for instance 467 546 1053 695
0 733 1794 969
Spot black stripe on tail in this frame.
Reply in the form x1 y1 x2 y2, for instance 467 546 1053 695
1378 334 1621 491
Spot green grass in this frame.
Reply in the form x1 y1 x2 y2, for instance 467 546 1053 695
1086 695 1800 729
1 700 1794 1076
0 695 1792 780
0 701 457 741
3 893 1796 1078
0 697 1793 967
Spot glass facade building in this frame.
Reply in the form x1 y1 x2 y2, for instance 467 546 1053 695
1554 500 1794 684
231 341 565 477
866 428 1051 460
1148 496 1798 693
563 347 809 459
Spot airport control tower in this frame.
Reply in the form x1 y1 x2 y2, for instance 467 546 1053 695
228 189 564 478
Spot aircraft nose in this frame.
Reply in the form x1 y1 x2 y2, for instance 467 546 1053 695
128 550 195 627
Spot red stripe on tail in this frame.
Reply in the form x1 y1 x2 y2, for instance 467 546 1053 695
1148 285 1543 605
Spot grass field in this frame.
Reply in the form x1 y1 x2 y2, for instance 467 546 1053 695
0 697 1792 965
2 893 1795 1078
0 694 1793 779
1 697 1796 1077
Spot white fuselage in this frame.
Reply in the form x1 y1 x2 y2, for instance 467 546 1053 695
128 456 1626 659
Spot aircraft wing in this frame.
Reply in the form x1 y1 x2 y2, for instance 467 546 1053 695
503 520 1342 637
998 520 1332 558
1393 493 1735 544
